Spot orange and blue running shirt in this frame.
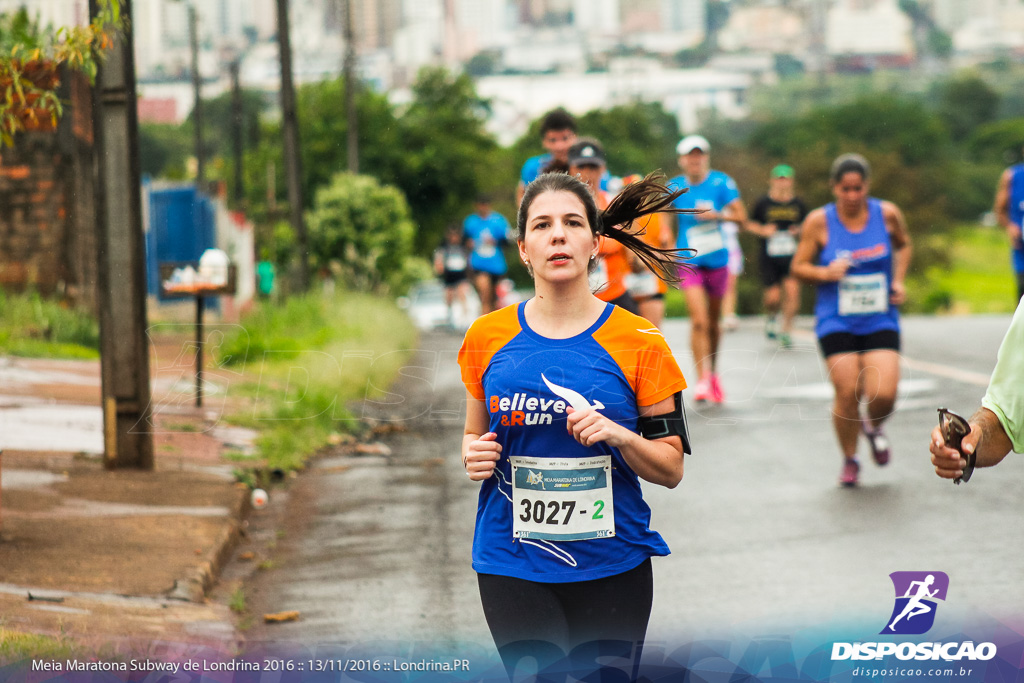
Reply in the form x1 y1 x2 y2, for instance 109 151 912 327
457 301 687 582
593 236 631 302
591 189 631 302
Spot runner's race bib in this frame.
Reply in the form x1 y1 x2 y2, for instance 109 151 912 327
686 225 726 256
477 231 497 258
445 252 467 271
625 272 659 298
839 272 889 315
511 456 614 542
766 231 797 257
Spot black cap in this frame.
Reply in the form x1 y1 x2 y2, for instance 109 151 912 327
568 138 606 168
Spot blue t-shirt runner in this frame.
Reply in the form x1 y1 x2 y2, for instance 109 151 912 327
463 211 512 276
668 170 741 270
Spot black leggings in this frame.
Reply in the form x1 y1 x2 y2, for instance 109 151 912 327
478 559 653 681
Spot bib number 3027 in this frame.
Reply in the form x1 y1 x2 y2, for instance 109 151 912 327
511 456 614 542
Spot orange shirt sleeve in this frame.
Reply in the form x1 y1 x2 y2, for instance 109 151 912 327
593 307 687 407
457 306 523 400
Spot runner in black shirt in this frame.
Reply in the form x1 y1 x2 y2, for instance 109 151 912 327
747 164 808 347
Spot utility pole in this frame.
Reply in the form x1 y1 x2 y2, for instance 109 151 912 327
342 0 358 173
230 58 244 206
276 0 310 291
188 3 204 191
89 0 154 470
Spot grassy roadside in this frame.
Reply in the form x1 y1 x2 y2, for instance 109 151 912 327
664 224 1019 318
214 291 418 473
906 225 1018 314
0 291 99 359
0 628 78 663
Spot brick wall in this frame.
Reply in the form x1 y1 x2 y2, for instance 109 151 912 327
0 70 98 310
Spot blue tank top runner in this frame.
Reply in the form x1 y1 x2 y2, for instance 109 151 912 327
815 198 900 338
1006 164 1024 274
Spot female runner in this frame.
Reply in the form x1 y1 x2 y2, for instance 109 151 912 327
458 172 692 679
791 154 912 486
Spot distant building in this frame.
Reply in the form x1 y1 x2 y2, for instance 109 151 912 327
827 0 915 69
621 0 706 53
572 0 621 35
932 0 1024 55
471 60 751 145
718 5 809 55
137 98 179 125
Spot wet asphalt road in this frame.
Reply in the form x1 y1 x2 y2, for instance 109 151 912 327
240 313 1024 656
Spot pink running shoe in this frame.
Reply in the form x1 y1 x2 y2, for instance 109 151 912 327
710 373 725 404
839 458 860 487
863 420 891 466
693 377 713 402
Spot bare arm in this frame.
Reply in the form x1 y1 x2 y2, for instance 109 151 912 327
566 394 684 489
994 168 1022 242
882 201 913 305
722 197 748 225
462 392 501 481
930 407 1014 480
790 209 849 284
743 202 774 237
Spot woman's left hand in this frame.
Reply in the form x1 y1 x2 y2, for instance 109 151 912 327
890 280 906 305
566 407 633 448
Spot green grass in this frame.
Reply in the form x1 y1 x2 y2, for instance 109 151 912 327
664 286 688 318
664 224 1019 318
216 291 418 473
0 628 77 664
908 225 1018 314
0 290 99 359
228 586 247 614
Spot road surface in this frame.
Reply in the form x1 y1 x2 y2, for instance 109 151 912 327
237 313 1024 670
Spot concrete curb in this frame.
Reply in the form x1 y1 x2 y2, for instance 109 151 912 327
168 485 251 602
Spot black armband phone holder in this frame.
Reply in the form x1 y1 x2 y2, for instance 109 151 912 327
638 392 691 454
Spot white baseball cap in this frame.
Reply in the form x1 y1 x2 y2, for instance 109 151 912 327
677 134 710 155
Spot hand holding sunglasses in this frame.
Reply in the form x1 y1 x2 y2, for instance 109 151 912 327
937 408 974 484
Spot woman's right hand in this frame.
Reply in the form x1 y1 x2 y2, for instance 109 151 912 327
823 257 851 281
464 432 501 481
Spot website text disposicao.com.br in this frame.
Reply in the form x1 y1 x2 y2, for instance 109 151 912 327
851 665 977 678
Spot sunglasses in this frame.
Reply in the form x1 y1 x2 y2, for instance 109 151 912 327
937 407 973 484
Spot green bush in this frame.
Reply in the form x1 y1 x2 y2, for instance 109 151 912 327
0 290 99 358
306 173 417 293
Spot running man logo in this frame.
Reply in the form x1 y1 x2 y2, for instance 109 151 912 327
880 571 949 635
526 470 545 489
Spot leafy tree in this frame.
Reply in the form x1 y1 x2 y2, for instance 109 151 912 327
749 94 949 166
241 77 402 223
386 66 501 253
305 172 417 292
242 67 503 259
575 102 681 177
933 74 999 142
186 88 268 159
968 118 1024 164
465 51 500 77
138 122 191 178
0 0 123 145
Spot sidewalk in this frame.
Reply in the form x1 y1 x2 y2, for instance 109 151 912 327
0 351 253 658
